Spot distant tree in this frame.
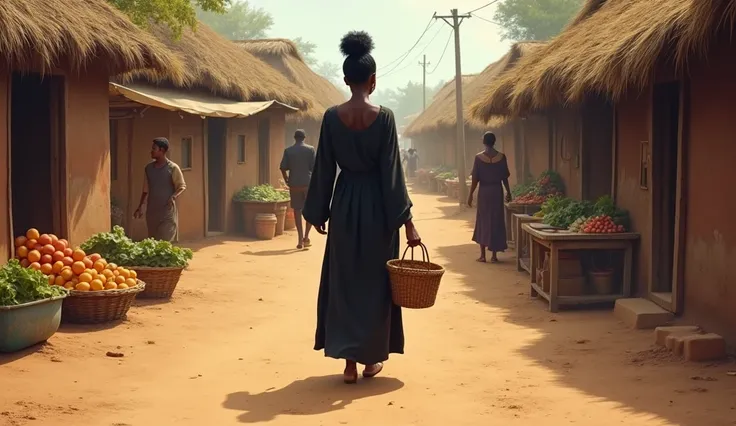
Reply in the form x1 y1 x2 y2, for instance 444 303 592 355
109 0 227 38
373 81 443 128
493 0 583 41
292 37 319 66
197 0 273 40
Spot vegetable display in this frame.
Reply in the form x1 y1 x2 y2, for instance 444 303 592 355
81 226 193 268
436 171 458 180
541 195 630 230
511 171 565 205
14 228 139 292
430 165 452 174
233 185 290 202
582 215 626 234
0 259 67 306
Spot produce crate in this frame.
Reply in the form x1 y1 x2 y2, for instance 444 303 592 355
62 281 145 324
134 266 185 299
0 295 67 353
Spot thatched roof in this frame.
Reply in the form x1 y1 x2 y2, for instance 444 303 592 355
403 75 479 137
235 39 346 120
118 24 315 109
0 0 178 75
470 0 736 120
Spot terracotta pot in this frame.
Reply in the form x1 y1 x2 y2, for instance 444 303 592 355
239 201 277 237
284 208 296 231
275 205 287 236
255 213 277 240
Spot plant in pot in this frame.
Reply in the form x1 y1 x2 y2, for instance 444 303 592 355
233 185 290 237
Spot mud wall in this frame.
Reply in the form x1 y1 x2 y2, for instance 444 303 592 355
225 117 259 233
551 108 582 199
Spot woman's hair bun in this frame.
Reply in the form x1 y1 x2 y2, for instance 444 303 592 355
340 31 374 57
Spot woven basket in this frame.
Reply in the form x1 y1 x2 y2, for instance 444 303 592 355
386 244 445 309
134 266 185 299
62 281 145 324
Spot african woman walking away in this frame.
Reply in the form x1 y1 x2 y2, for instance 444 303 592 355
303 31 421 384
467 132 512 263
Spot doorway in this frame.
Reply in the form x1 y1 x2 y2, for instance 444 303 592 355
258 118 270 184
650 81 684 312
11 73 65 240
582 98 614 200
207 118 226 233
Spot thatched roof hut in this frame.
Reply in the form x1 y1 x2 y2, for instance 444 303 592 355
403 75 478 137
0 0 179 75
118 24 315 109
470 0 736 119
235 39 346 120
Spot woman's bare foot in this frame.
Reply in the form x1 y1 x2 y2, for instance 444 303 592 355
363 362 383 378
344 360 358 384
303 238 312 248
476 257 486 263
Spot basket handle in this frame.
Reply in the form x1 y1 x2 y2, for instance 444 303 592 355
399 243 431 268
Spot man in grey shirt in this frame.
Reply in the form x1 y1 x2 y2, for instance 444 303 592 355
280 129 316 249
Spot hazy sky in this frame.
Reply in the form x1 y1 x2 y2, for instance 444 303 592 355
248 0 511 90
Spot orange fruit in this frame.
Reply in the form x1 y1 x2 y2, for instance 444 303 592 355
78 272 93 283
49 234 59 243
30 262 41 271
117 283 129 290
42 244 55 255
72 249 86 262
63 283 74 290
26 228 40 240
104 282 118 290
25 239 37 250
54 275 66 286
89 253 102 263
118 268 130 280
93 261 106 273
71 261 85 275
74 282 91 292
40 263 53 275
102 269 114 279
124 278 137 288
40 254 53 265
38 234 52 246
90 279 104 291
52 251 65 263
33 244 43 251
60 269 74 281
20 259 30 268
70 278 79 285
59 239 69 248
86 269 98 280
62 257 74 267
129 269 138 279
63 248 73 257
115 275 126 285
52 240 65 252
27 250 41 263
82 257 94 269
47 274 56 285
52 261 64 274
16 246 28 259
107 263 118 270
14 236 27 248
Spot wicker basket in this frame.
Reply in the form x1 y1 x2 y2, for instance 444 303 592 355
134 266 185 299
62 281 145 324
386 244 445 309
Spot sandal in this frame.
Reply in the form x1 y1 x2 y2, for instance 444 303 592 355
363 362 383 378
476 258 486 263
303 238 312 248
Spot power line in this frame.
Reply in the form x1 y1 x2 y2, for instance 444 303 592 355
380 25 447 78
467 0 501 14
378 14 436 72
427 29 453 74
471 13 502 26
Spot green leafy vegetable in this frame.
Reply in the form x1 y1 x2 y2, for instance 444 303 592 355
233 184 290 202
0 259 67 306
81 226 193 268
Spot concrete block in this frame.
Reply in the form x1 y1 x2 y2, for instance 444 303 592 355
665 334 687 356
614 298 674 329
654 326 701 346
684 333 727 362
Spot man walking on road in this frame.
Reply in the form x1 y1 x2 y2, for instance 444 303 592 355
280 129 316 249
134 137 187 242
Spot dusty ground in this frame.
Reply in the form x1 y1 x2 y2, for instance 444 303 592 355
1 189 736 426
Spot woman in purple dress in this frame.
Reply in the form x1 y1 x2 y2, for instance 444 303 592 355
467 132 512 263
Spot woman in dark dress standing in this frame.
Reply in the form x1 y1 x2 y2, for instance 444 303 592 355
467 132 512 263
303 32 421 384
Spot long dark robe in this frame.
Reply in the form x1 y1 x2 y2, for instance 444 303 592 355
303 106 412 365
471 152 509 252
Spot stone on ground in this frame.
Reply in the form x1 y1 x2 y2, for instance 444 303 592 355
683 333 727 362
614 298 674 329
654 326 701 346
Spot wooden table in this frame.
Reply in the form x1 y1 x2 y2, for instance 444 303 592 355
504 203 542 248
523 223 640 312
514 214 543 274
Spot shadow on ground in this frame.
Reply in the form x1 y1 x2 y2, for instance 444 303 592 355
432 205 736 425
223 375 404 423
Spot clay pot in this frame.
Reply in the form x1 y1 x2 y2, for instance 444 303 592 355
284 208 296 231
275 206 287 236
254 213 277 240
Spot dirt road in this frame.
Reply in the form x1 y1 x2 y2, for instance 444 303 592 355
1 190 735 426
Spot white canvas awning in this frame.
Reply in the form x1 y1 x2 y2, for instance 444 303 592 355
109 83 299 118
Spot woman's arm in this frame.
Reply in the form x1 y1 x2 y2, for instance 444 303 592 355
467 156 479 207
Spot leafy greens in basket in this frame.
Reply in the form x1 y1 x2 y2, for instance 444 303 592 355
0 259 67 306
81 226 193 268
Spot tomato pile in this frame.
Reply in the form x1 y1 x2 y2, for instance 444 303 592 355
513 193 547 205
582 216 625 234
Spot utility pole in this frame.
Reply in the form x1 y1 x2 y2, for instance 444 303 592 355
435 9 471 206
419 54 430 111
